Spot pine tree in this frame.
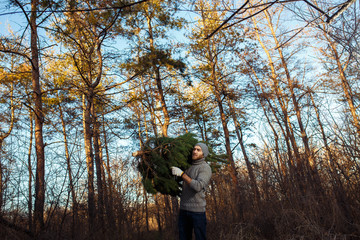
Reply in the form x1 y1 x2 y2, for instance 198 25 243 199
137 133 197 196
137 132 226 196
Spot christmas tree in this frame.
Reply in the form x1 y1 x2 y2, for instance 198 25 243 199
136 133 227 196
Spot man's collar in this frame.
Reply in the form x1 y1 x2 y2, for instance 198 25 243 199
192 158 205 165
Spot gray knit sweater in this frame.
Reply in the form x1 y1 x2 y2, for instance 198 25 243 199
180 158 212 212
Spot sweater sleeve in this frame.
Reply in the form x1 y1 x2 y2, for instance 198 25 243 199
189 165 212 192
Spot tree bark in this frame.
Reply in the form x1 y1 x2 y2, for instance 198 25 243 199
328 38 360 136
27 110 33 232
264 9 313 172
93 108 105 232
146 12 170 137
251 10 305 191
30 0 46 235
82 94 96 234
102 118 117 234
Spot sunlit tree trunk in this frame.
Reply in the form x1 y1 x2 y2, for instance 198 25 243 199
263 8 314 172
264 7 325 195
30 0 46 234
244 55 294 177
251 9 305 192
328 38 360 136
82 94 96 233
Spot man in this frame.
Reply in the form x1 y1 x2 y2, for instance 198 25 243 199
171 142 212 240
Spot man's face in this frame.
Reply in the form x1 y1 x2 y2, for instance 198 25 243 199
192 145 204 161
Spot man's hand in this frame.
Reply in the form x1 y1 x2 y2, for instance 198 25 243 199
171 166 184 177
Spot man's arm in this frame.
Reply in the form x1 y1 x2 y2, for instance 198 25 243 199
188 166 212 192
171 166 211 191
181 172 192 184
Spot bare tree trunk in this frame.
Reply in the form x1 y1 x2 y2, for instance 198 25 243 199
163 195 171 229
264 8 325 195
264 8 314 173
327 37 360 136
27 110 33 232
143 189 149 232
240 49 293 198
93 109 105 233
251 10 307 194
102 119 117 235
206 43 240 208
209 180 218 222
30 0 46 235
154 194 162 234
82 94 96 235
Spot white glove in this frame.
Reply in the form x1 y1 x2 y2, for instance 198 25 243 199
171 166 184 177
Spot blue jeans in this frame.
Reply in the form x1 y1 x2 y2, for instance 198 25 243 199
178 210 207 240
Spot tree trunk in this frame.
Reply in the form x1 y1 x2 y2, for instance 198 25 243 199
92 108 105 233
102 119 117 234
143 189 149 232
82 94 96 235
239 47 293 198
146 13 170 137
251 11 306 192
155 194 162 233
207 49 239 194
328 38 360 136
264 9 313 172
27 110 33 232
31 0 46 235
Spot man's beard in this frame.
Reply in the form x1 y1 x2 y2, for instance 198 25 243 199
192 155 203 161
